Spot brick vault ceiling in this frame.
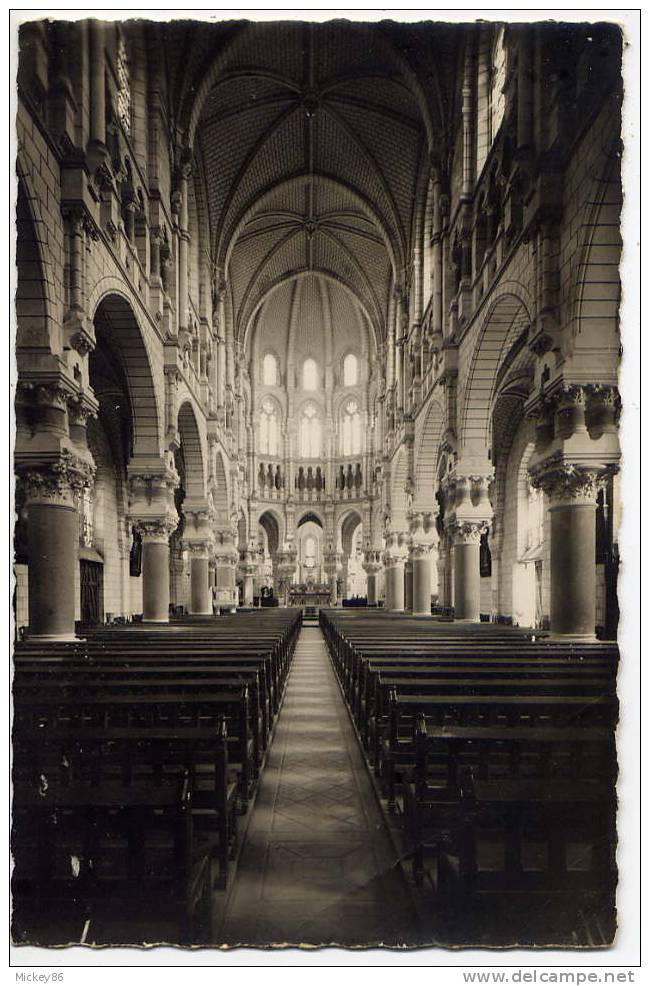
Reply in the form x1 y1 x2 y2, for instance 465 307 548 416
184 20 448 348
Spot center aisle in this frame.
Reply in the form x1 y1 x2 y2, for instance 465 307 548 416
217 626 420 947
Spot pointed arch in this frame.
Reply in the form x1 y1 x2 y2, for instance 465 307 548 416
415 398 445 510
177 400 206 499
339 508 363 557
389 446 410 532
92 292 163 458
258 508 283 556
459 285 532 455
212 448 231 524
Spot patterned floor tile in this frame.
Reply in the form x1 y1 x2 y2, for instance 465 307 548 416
214 627 418 947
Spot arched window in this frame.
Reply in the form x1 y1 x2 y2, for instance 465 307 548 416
259 398 279 456
341 399 362 456
343 353 358 386
490 26 507 144
300 402 321 458
302 358 318 391
262 353 278 386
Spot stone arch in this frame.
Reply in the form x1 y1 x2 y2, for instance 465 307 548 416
211 448 231 524
389 446 410 532
297 520 323 580
460 286 532 455
258 509 282 557
498 419 548 627
339 508 363 557
92 292 162 457
15 173 57 354
177 400 206 499
569 137 622 375
414 397 445 510
297 509 325 530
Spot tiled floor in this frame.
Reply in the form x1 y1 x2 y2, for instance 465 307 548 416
216 627 421 948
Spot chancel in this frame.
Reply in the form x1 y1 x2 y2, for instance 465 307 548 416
12 15 622 950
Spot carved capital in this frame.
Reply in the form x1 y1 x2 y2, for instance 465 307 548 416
362 548 383 574
184 538 213 557
35 384 73 412
529 458 613 505
135 517 178 542
453 521 489 545
409 541 434 561
67 395 97 427
17 451 95 507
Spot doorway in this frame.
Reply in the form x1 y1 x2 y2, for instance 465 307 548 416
80 560 103 625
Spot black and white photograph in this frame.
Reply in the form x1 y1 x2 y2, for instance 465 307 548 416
10 8 637 959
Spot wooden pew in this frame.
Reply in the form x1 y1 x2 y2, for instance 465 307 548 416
434 773 617 946
401 720 616 887
14 689 254 809
14 671 267 769
12 755 213 945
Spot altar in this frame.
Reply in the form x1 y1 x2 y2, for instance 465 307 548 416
288 582 330 607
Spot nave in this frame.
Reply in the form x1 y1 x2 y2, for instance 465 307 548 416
219 627 418 947
12 607 618 950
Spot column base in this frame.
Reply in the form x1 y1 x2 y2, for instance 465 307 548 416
24 632 82 642
411 610 432 618
547 632 598 642
142 618 170 624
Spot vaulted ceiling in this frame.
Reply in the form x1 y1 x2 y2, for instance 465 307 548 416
250 273 371 372
173 19 459 351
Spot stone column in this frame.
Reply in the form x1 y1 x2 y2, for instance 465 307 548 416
532 465 606 639
404 557 413 612
452 522 487 622
214 528 240 613
128 461 180 624
18 454 94 640
408 512 438 617
183 504 216 616
240 549 258 607
177 151 192 333
139 520 176 623
186 542 212 615
383 532 406 612
411 543 434 616
88 20 106 151
362 549 383 606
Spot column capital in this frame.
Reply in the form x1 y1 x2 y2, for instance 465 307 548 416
409 541 434 561
183 539 212 557
452 520 489 545
17 451 95 507
136 516 179 543
362 548 383 574
529 456 615 506
441 465 493 532
128 458 180 535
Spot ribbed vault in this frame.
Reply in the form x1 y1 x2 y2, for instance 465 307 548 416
249 273 371 369
191 20 436 346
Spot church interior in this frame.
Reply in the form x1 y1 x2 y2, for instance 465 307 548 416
13 16 623 950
